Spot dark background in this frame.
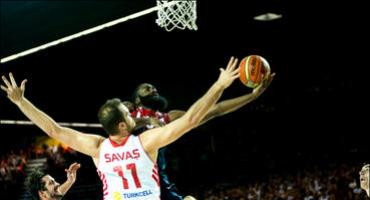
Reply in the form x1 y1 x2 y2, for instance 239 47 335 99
1 0 369 198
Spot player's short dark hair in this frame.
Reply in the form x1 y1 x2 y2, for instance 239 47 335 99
98 98 125 135
26 168 46 200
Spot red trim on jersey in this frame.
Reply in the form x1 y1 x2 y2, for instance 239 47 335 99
152 165 160 187
132 107 170 123
132 107 155 117
152 168 159 176
108 135 130 148
163 113 170 123
152 174 160 187
97 169 109 197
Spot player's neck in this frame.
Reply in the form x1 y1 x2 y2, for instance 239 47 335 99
366 188 369 197
109 132 130 143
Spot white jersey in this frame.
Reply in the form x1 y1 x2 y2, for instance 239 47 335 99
97 135 160 200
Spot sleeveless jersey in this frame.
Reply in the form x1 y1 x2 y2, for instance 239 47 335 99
97 135 160 200
131 107 170 126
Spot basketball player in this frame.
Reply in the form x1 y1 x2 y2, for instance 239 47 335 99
129 71 274 200
1 57 241 200
26 162 81 200
360 163 369 197
131 74 274 126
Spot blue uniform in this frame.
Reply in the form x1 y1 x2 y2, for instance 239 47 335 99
131 107 184 200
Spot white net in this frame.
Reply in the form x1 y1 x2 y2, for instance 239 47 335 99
156 0 198 31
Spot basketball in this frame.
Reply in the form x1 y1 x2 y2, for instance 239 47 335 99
239 55 270 88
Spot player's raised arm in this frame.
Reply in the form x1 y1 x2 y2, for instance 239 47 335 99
1 73 104 158
141 57 239 151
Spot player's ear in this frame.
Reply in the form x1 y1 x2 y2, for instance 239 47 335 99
134 97 140 105
118 122 127 131
38 190 46 199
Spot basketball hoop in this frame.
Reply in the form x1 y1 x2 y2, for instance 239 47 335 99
156 0 198 31
1 1 198 63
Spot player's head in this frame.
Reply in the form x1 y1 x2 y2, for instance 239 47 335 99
26 169 62 200
360 163 370 191
132 83 168 111
122 101 135 112
98 98 136 135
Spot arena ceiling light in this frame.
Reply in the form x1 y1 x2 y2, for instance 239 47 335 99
254 13 282 21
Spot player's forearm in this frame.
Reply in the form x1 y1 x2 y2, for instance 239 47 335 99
16 98 61 136
185 82 225 126
148 82 225 148
58 179 75 195
198 93 256 126
212 93 256 116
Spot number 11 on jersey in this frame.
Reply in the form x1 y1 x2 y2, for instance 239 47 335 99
114 163 142 189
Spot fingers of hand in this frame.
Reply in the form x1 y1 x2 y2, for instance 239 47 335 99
267 73 275 83
232 74 239 80
20 79 27 91
74 164 81 170
9 73 18 88
2 75 12 88
226 56 235 70
69 163 81 171
230 58 238 71
261 73 274 88
227 57 238 72
70 162 78 168
231 66 239 76
1 85 8 92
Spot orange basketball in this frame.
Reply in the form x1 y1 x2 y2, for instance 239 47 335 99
239 55 270 88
